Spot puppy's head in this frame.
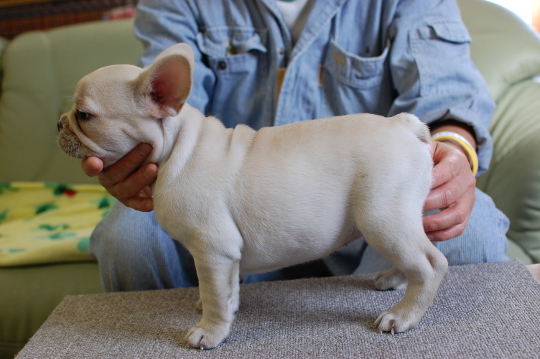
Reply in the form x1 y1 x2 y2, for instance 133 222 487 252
57 43 194 167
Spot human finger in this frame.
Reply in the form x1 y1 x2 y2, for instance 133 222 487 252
98 143 153 188
81 156 104 177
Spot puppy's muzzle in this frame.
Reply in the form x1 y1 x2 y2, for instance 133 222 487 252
56 113 86 159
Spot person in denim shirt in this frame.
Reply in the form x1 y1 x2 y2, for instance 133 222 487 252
83 0 509 291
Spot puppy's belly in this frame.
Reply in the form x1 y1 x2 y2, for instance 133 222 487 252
238 227 362 275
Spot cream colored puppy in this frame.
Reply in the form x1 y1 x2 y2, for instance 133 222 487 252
58 43 447 350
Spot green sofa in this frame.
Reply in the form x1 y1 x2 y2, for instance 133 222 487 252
0 19 143 359
1 0 540 357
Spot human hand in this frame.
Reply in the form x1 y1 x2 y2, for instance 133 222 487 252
423 141 476 241
81 143 158 212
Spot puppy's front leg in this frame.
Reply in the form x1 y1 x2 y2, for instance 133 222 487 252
185 255 240 350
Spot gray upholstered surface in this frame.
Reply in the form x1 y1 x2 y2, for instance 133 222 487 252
16 260 540 358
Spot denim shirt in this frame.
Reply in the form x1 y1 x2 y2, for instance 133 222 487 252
134 0 495 175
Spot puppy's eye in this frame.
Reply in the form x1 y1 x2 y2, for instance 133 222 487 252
76 110 91 120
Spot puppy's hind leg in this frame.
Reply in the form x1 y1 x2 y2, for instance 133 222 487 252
358 210 448 334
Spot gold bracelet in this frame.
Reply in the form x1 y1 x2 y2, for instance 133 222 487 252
431 131 479 176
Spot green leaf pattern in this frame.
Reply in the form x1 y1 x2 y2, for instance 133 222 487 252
0 182 116 267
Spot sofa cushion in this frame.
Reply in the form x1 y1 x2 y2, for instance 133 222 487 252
476 78 540 263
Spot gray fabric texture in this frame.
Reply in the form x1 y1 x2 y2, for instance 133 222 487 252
16 260 540 358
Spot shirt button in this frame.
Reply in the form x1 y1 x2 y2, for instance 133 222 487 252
279 48 285 55
217 61 227 70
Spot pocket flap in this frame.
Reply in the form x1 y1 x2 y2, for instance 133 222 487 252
428 22 471 43
197 27 267 58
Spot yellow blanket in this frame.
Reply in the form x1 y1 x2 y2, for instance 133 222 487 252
0 182 115 267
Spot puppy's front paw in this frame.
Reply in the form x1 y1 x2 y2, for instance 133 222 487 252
184 322 230 350
374 267 407 291
374 309 419 335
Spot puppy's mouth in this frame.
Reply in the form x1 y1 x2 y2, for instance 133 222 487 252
57 129 94 159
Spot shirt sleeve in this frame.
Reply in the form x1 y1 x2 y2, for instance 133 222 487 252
134 0 215 116
387 0 495 175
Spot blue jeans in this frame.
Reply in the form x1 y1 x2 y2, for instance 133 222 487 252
89 188 509 292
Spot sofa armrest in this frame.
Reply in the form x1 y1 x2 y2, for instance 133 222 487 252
0 19 142 184
0 37 9 92
458 0 540 101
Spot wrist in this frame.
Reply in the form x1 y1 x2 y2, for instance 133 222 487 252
430 122 476 149
431 131 479 176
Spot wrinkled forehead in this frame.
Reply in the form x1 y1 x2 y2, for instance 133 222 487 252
74 65 142 111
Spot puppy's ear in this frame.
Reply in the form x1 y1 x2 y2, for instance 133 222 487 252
134 43 194 118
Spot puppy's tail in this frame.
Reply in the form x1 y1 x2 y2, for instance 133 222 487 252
394 113 431 144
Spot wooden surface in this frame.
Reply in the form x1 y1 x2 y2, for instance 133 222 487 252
0 0 64 8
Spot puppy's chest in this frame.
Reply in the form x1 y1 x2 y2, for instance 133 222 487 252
153 186 202 223
152 175 229 237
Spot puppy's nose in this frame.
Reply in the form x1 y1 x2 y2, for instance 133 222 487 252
57 114 68 132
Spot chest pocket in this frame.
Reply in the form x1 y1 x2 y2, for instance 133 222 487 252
196 27 267 74
195 26 269 129
319 39 393 117
324 39 390 90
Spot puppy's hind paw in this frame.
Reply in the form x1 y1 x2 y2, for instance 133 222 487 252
374 267 407 291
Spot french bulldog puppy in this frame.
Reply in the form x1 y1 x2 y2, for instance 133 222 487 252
58 43 447 350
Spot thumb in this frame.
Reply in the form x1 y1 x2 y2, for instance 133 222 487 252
82 156 104 177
